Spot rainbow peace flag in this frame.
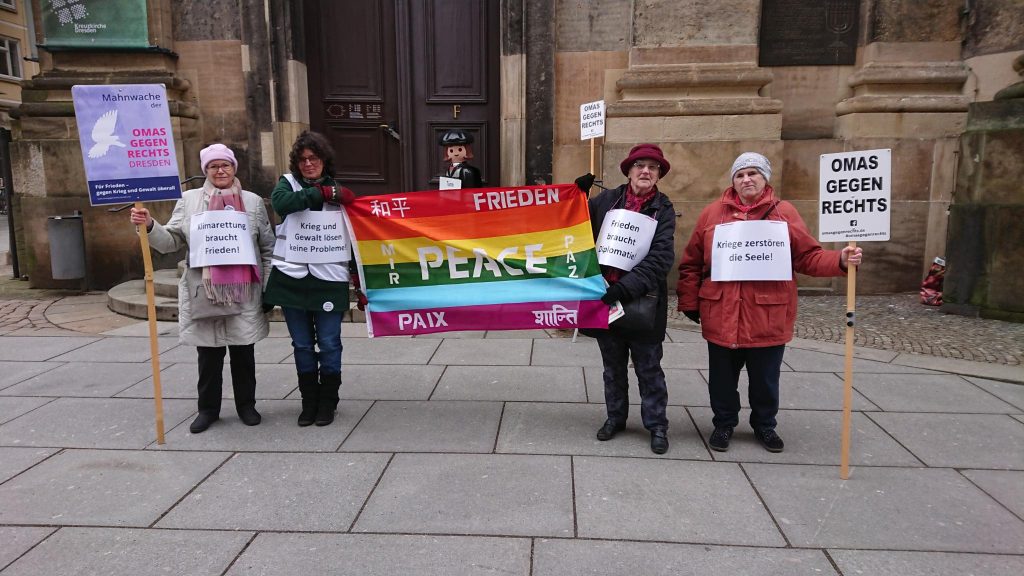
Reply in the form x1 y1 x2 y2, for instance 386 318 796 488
345 184 609 337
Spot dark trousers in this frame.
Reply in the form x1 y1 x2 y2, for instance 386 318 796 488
596 333 668 431
706 342 785 430
196 345 257 416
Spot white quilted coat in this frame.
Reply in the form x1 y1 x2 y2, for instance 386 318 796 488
146 183 275 347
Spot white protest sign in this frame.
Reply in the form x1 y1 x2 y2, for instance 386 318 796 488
819 149 891 242
711 220 792 281
283 210 351 263
580 99 605 140
189 211 257 268
439 176 461 190
595 209 656 271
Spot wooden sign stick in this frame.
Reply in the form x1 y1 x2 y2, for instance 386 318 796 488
573 138 598 346
840 240 857 479
135 201 165 445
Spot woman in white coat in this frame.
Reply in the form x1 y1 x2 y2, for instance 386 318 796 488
130 144 275 433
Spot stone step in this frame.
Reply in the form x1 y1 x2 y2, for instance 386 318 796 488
797 286 836 296
107 279 180 321
153 268 180 298
107 276 366 323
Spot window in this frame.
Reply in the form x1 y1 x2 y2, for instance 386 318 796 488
0 1 15 12
0 37 20 78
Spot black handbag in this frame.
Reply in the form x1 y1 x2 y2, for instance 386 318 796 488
185 268 244 320
611 292 657 332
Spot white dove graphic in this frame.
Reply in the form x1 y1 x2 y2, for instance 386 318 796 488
88 110 126 158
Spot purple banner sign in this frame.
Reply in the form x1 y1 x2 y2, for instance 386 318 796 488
72 84 181 205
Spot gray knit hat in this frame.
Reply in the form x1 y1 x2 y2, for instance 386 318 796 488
730 152 772 182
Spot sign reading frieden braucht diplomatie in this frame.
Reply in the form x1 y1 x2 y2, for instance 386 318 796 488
42 0 150 50
758 0 860 66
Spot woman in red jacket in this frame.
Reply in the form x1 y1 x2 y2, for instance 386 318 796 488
677 152 862 453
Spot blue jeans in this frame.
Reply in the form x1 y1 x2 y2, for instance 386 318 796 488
282 307 344 375
595 333 668 431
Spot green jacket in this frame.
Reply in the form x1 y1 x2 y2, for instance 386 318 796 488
263 173 350 312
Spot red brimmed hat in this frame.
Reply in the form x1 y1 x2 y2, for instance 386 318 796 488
620 143 670 176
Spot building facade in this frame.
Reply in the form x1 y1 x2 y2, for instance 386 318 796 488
8 1 1023 315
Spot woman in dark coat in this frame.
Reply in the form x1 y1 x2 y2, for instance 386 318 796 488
577 143 676 454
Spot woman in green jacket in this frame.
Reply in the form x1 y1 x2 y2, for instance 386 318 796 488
264 131 355 427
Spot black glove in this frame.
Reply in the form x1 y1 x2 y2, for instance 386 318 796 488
683 310 700 324
574 173 595 195
601 283 628 305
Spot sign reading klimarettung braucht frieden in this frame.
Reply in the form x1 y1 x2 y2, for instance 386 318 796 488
72 84 181 206
188 211 258 269
580 100 605 140
818 149 891 242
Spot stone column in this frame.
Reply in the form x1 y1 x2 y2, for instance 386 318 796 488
11 0 197 289
942 55 1024 321
832 0 968 292
602 0 783 286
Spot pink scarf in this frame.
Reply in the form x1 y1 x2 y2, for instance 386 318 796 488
202 179 260 304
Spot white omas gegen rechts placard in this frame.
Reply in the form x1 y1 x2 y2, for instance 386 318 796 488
819 148 891 242
580 99 605 140
283 210 351 263
595 209 657 271
189 211 257 268
711 220 792 282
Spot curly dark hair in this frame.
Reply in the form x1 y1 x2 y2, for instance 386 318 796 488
288 130 337 179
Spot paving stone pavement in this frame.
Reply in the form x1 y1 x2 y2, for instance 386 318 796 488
0 261 1022 572
668 293 1024 366
0 286 1022 575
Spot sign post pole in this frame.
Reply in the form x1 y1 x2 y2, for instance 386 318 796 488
135 203 165 444
819 148 890 480
840 241 856 479
577 100 606 344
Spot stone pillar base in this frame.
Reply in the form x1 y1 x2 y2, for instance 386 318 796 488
12 71 197 289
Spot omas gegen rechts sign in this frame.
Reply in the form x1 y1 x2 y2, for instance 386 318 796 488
818 149 891 242
72 84 182 206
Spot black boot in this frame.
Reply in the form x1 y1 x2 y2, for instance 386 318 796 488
297 372 320 427
189 411 219 434
194 347 225 434
229 345 260 426
315 371 341 426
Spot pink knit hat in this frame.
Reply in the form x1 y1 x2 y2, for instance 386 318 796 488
200 143 237 172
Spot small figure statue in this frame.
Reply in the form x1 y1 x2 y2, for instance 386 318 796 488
439 129 482 189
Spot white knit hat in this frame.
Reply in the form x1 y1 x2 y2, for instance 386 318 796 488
730 152 772 182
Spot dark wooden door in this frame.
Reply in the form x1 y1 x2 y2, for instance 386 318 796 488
305 0 500 194
305 1 402 196
407 0 501 189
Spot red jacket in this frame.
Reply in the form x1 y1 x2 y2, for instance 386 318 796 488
677 186 846 348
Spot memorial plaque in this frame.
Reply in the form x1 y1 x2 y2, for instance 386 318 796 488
758 0 859 66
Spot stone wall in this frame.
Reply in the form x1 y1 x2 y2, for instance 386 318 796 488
547 0 1013 294
171 0 247 178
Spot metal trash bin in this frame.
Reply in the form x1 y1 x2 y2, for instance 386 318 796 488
47 213 86 280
